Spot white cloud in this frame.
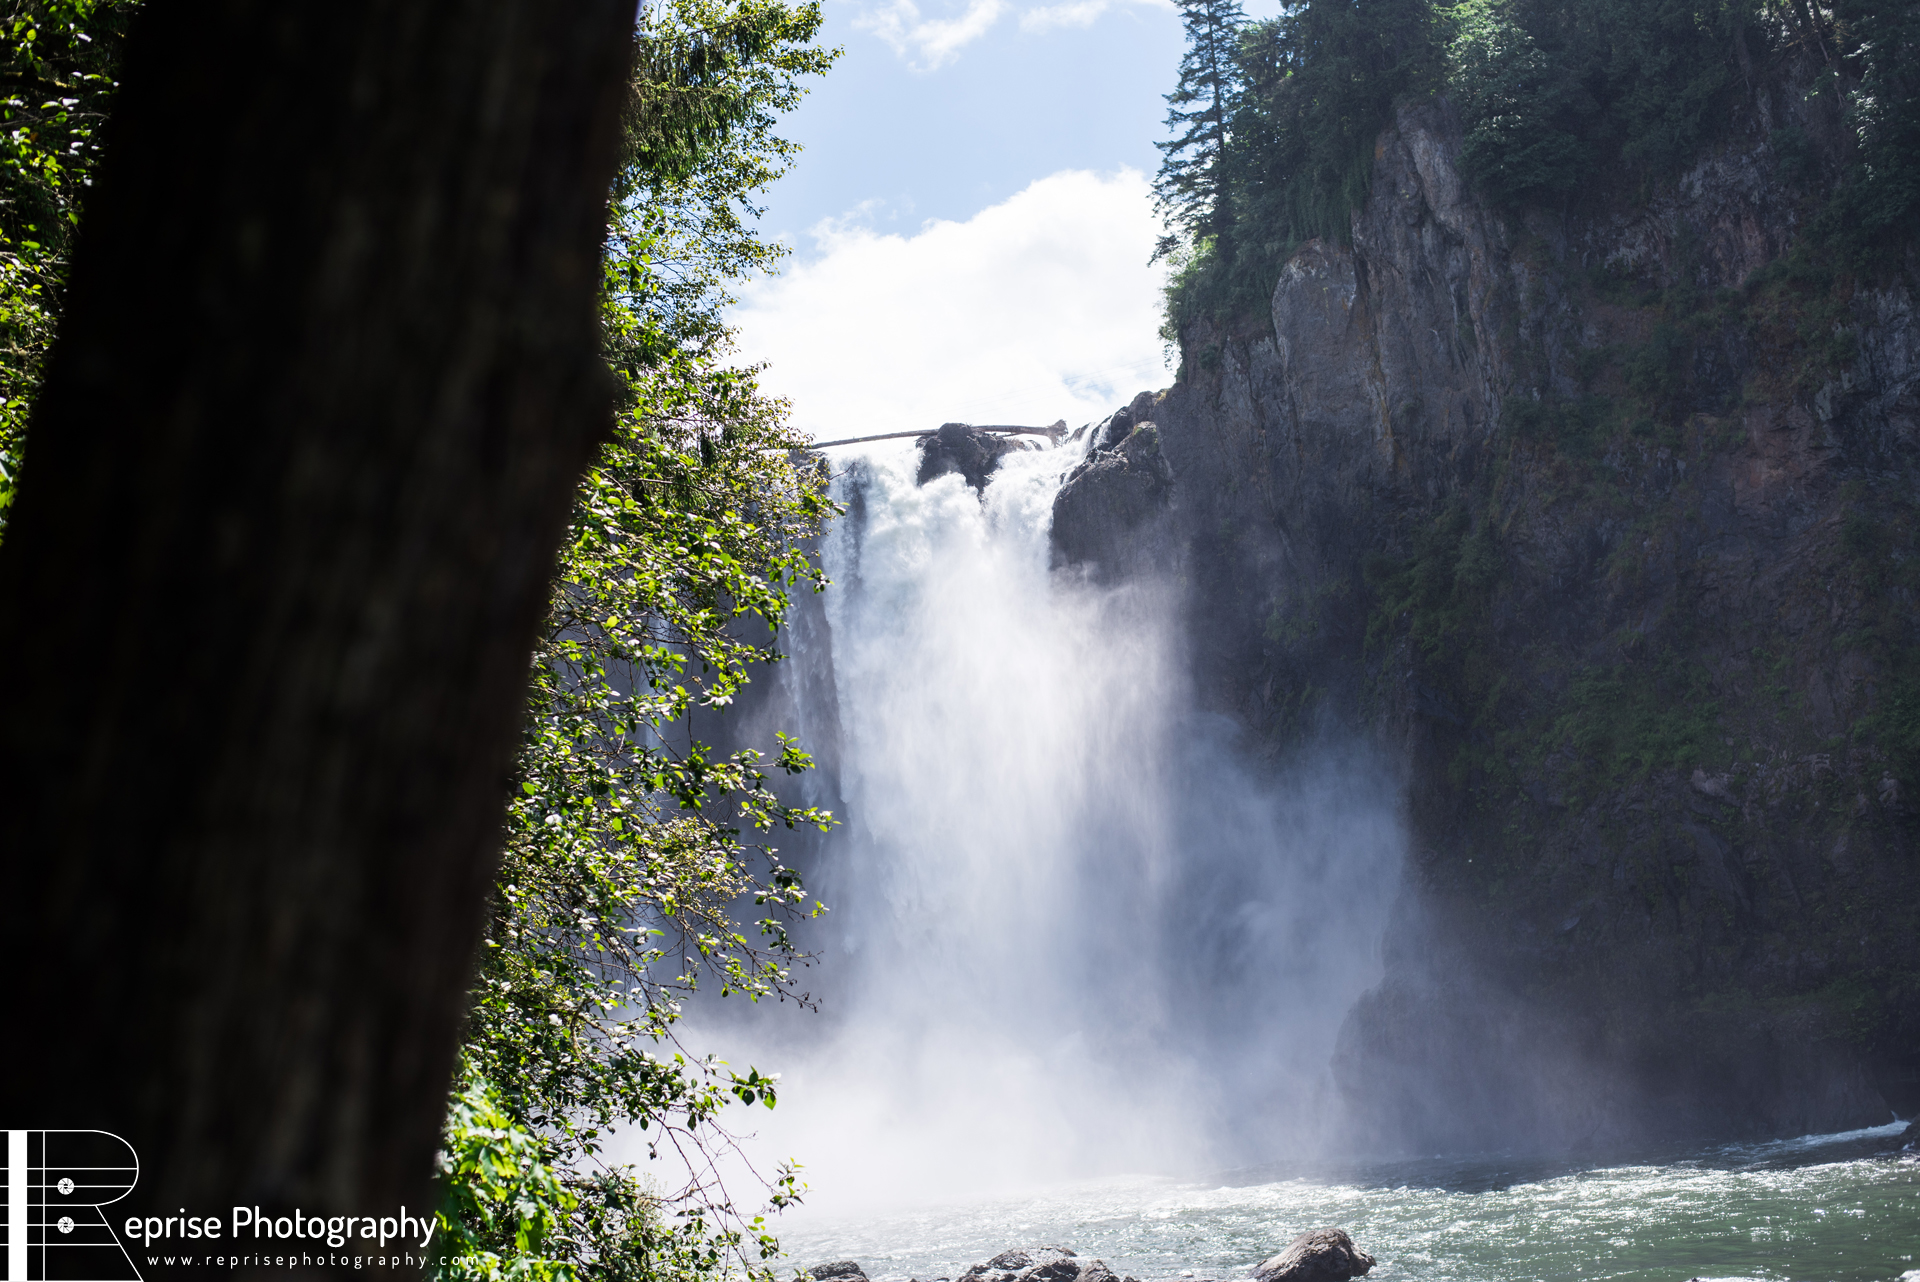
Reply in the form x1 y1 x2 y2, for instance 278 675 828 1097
854 0 1007 69
731 169 1171 444
854 0 1172 66
1020 0 1173 30
1017 0 1110 31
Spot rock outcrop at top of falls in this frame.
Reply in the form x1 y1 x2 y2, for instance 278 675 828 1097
1250 1231 1375 1282
917 422 1028 491
1051 390 1174 574
1049 58 1920 1154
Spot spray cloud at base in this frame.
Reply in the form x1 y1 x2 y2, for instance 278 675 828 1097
686 438 1407 1209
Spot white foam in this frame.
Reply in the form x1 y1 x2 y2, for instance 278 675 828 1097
1728 1118 1910 1159
686 436 1406 1212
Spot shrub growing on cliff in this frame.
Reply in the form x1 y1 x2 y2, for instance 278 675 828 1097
1551 656 1721 788
1363 500 1500 663
1827 0 1920 261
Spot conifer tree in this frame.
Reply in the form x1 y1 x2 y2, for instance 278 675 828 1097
1152 0 1246 261
1234 0 1438 247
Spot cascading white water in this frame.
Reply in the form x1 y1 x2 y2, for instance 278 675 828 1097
695 437 1406 1210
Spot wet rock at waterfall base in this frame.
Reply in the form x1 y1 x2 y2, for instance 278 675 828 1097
1052 391 1173 573
801 1263 868 1282
1250 1229 1375 1282
917 422 1025 492
961 1246 1134 1282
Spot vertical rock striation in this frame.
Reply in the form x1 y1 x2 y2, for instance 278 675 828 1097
1058 84 1920 1150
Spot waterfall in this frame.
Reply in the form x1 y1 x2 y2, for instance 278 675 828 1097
693 437 1406 1210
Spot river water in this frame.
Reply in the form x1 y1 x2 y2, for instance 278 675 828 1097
694 436 1919 1281
767 1123 1918 1282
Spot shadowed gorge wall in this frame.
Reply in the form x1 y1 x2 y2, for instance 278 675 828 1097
1058 72 1920 1152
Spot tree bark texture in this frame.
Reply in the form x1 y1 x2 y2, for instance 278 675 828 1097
0 0 631 1265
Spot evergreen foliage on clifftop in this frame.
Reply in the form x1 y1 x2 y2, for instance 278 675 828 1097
1155 0 1920 344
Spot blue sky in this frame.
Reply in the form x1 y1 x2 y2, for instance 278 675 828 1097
758 0 1184 240
728 0 1250 438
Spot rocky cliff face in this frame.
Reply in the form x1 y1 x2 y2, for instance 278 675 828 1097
919 421 1034 491
1058 81 1920 1151
1051 395 1175 573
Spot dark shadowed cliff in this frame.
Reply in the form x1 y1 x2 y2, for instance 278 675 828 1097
1056 74 1920 1151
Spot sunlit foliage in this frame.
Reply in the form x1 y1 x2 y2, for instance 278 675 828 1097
434 3 841 1281
0 0 134 524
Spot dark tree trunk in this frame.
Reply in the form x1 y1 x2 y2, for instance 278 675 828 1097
0 0 631 1269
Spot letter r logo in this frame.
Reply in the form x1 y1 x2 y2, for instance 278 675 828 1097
3 1132 141 1281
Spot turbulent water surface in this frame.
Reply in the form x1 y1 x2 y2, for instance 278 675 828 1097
767 1124 1918 1282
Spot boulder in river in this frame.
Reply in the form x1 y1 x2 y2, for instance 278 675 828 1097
1250 1229 1375 1282
961 1245 1130 1282
802 1263 868 1282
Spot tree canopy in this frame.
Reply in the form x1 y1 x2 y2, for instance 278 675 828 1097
432 2 842 1280
1152 0 1248 262
1155 0 1920 342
